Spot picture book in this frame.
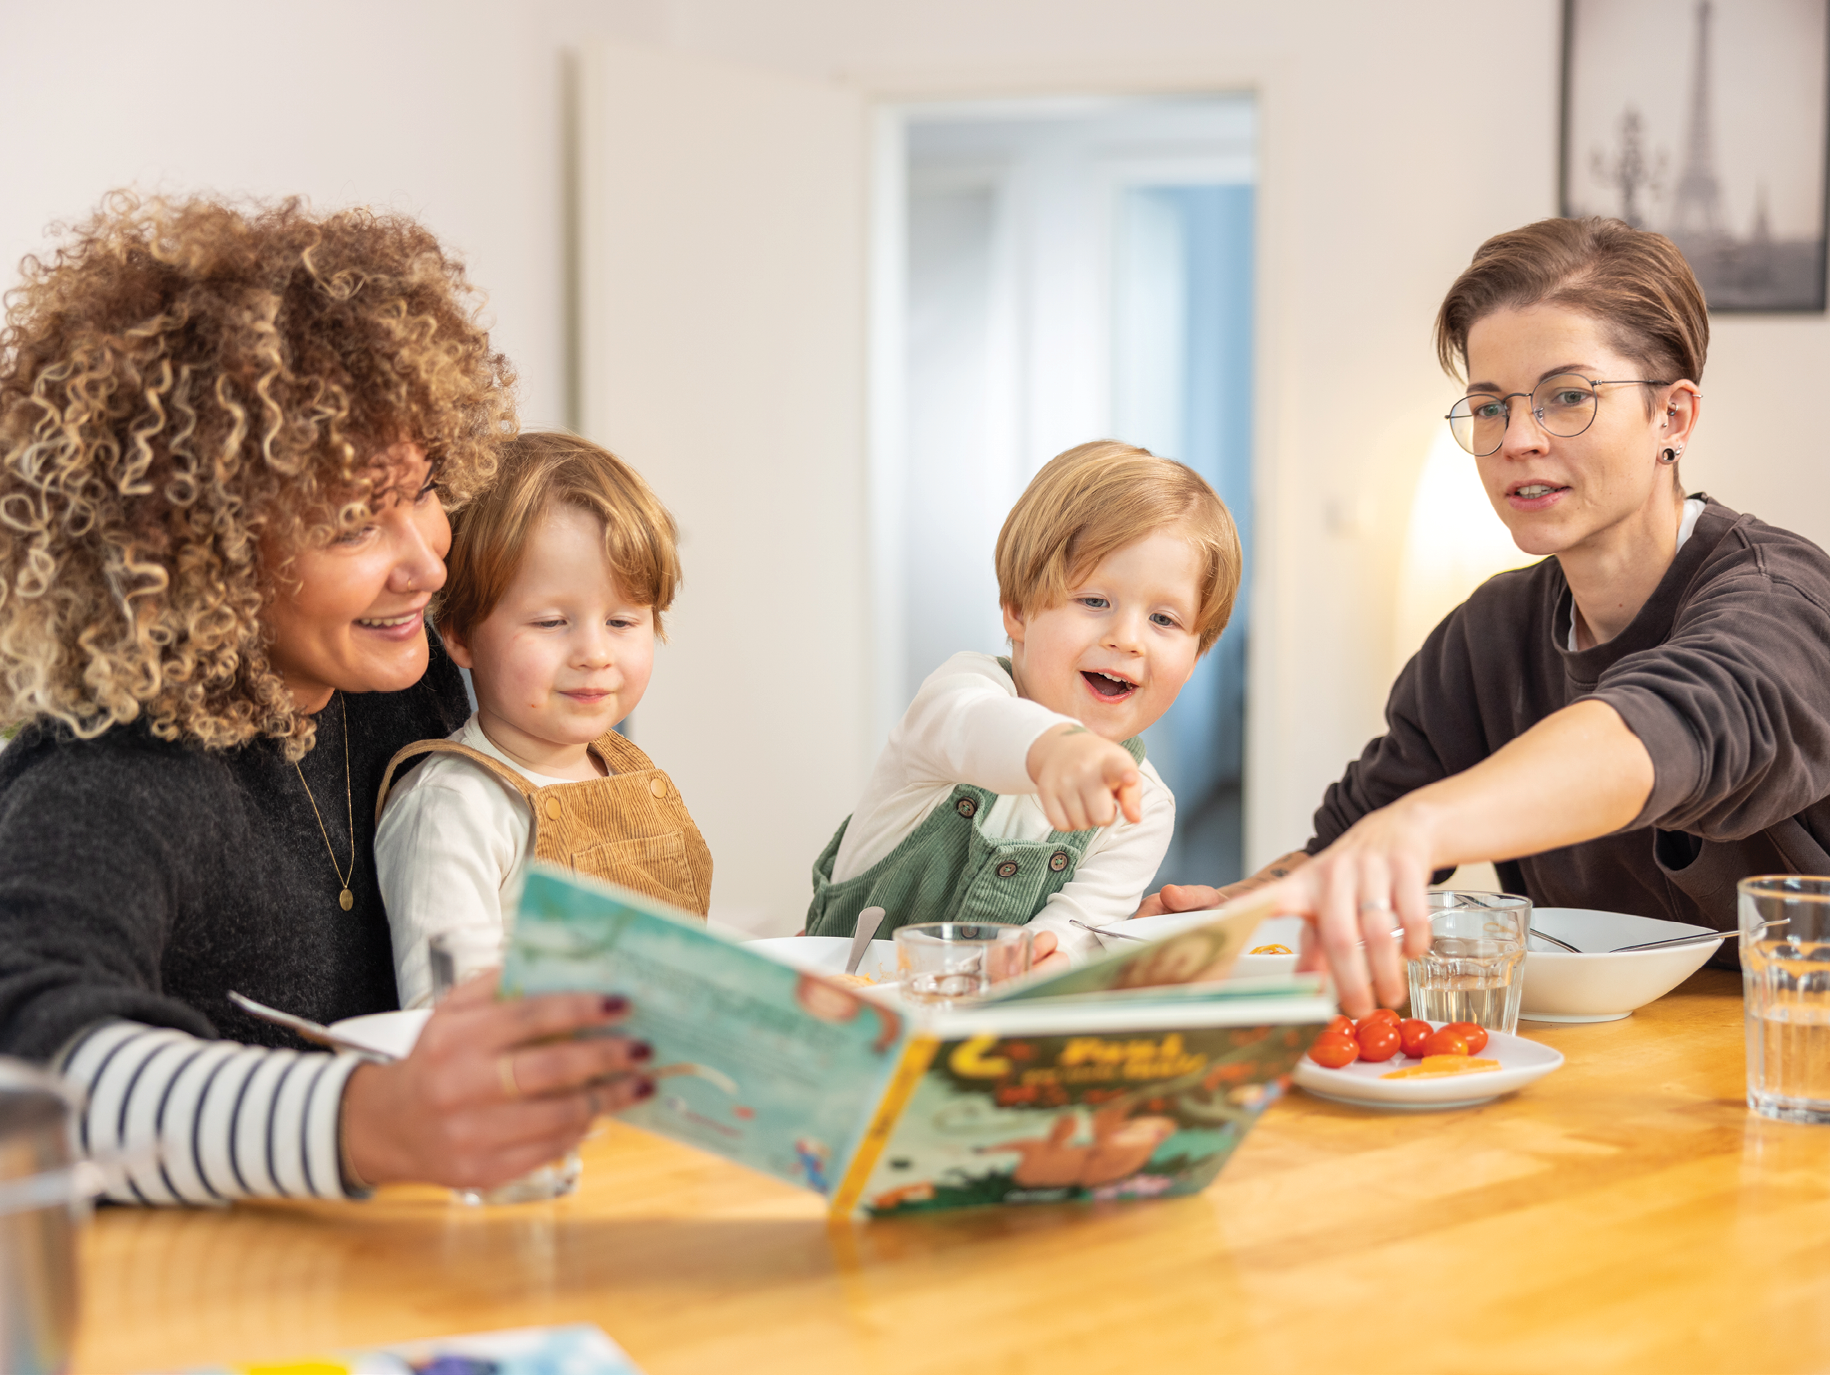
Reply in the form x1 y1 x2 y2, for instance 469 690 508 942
152 1323 639 1374
501 866 1334 1216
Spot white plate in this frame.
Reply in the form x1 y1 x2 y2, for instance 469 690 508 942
745 935 901 986
1098 912 1399 978
329 1009 430 1060
1292 1026 1564 1110
1522 908 1723 1022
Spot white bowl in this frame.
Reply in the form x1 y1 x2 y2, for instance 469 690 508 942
1112 912 1399 978
1235 914 1305 977
1095 910 1300 975
746 935 900 985
1521 907 1723 1023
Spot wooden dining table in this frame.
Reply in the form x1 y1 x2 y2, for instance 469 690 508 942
72 968 1830 1375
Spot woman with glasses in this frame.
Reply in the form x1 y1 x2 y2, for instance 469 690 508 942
1145 216 1830 1015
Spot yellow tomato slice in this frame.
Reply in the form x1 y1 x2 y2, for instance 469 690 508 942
1381 1056 1501 1080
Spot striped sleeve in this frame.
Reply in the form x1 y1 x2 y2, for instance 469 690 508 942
54 1020 368 1204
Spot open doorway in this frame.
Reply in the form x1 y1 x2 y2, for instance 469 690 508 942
873 94 1256 887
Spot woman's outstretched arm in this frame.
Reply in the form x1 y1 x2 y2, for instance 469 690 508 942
1252 700 1651 1016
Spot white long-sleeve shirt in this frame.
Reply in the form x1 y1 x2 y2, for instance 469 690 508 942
831 652 1174 961
374 714 574 1009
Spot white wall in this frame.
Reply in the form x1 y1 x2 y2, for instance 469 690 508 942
6 0 1827 918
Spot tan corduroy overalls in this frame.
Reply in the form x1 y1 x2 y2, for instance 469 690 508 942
376 729 712 917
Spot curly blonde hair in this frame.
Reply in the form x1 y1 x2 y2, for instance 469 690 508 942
0 193 516 757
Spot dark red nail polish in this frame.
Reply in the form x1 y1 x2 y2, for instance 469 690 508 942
602 995 629 1015
629 1040 653 1062
635 1077 656 1100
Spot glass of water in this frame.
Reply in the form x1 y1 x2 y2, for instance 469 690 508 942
1406 891 1530 1036
1739 876 1830 1124
894 923 1033 1007
428 927 584 1204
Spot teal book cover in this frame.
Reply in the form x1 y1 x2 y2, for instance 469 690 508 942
501 867 908 1195
848 1019 1320 1217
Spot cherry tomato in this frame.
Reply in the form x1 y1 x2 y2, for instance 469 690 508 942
1445 1021 1489 1054
1355 1020 1401 1062
1422 1027 1472 1057
1356 1008 1401 1031
1398 1018 1434 1057
1325 1015 1355 1038
1307 1032 1360 1068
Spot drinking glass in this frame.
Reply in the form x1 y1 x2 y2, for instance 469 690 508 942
427 927 584 1204
894 923 1033 1007
1406 891 1529 1036
1739 876 1830 1124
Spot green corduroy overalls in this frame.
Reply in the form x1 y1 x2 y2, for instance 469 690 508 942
804 733 1146 940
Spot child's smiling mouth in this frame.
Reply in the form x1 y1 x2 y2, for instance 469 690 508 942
1081 670 1137 701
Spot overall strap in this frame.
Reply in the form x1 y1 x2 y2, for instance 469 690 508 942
374 738 539 825
592 728 657 775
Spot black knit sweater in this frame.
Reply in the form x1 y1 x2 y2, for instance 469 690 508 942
0 643 469 1059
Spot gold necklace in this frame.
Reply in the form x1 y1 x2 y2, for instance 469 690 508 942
295 691 356 912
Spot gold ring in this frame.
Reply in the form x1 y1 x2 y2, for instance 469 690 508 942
497 1052 522 1100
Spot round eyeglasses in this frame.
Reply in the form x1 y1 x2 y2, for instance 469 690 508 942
1445 374 1670 456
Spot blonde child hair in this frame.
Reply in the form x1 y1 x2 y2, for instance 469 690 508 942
436 430 682 642
994 440 1241 654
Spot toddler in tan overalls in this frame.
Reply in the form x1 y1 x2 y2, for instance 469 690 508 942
375 432 712 1008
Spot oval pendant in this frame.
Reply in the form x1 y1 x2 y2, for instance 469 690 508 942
339 888 354 912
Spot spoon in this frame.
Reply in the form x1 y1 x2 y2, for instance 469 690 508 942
1527 929 1737 955
1070 918 1148 945
1529 928 1582 953
1607 929 1735 954
847 906 886 975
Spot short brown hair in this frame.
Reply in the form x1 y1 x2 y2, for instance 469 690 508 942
1434 216 1709 396
0 192 513 757
436 430 681 643
994 440 1241 655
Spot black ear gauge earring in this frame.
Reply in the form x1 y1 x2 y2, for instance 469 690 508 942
1660 448 1679 464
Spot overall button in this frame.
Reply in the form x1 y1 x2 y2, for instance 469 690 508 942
995 860 1020 878
1049 850 1070 873
544 798 564 820
649 777 668 799
956 797 978 819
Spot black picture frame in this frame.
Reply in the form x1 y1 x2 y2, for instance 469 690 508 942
1560 0 1830 313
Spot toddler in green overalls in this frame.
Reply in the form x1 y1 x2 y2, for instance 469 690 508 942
806 440 1243 970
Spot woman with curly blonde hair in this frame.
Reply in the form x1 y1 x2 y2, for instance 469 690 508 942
0 194 652 1202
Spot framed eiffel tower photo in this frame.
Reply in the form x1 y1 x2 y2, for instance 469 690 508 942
1561 0 1830 312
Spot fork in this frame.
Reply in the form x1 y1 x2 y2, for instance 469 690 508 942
1069 918 1149 946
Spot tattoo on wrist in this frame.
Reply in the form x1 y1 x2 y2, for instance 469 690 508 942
1061 725 1088 737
